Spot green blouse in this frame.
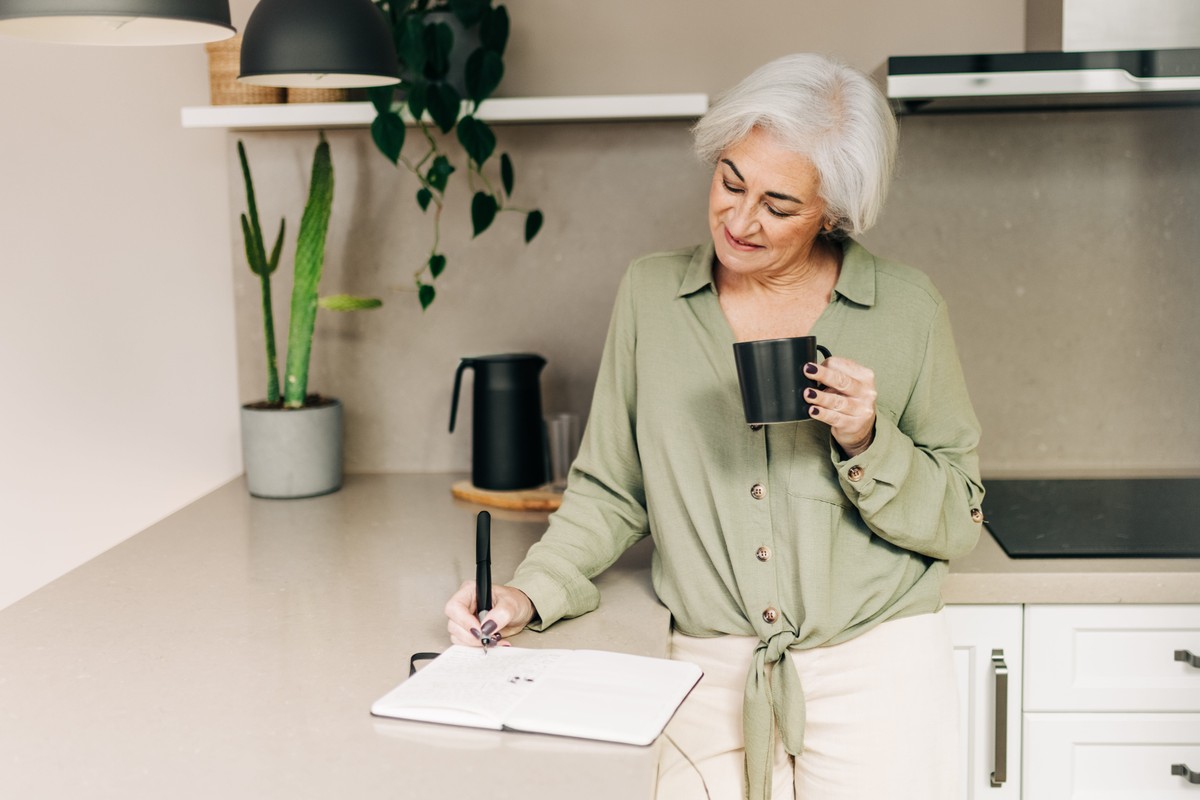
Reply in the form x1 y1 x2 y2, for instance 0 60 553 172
510 238 985 800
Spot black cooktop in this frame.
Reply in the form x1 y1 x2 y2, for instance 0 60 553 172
982 478 1200 558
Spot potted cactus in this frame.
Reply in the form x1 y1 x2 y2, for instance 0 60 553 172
238 135 381 499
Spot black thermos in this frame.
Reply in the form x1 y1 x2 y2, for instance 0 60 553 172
449 353 549 491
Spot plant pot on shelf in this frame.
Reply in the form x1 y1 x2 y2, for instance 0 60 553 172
240 397 343 499
205 34 285 105
286 87 366 103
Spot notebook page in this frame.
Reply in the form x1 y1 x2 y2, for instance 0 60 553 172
503 649 702 745
371 645 566 729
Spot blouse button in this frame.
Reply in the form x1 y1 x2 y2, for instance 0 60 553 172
750 483 766 500
755 546 771 562
847 465 864 482
762 607 779 624
971 508 984 523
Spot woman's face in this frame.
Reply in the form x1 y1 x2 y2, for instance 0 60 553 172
708 127 830 279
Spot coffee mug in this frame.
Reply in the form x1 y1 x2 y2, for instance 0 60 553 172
733 336 832 425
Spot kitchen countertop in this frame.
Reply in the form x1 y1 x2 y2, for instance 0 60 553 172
0 474 669 800
944 517 1200 604
3 472 1198 798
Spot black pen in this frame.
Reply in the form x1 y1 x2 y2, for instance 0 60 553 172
475 510 494 651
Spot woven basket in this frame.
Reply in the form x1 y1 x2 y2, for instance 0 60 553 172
286 88 367 104
205 35 285 106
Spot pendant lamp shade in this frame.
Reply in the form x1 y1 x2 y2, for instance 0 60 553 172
0 0 233 45
239 0 399 89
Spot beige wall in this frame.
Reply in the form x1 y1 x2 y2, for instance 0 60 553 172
227 0 1199 481
0 39 242 609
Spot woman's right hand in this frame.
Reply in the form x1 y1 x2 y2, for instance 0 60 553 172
445 581 537 647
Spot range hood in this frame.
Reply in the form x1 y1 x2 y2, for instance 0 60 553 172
887 0 1200 113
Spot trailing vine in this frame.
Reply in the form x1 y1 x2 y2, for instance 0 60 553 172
369 0 543 309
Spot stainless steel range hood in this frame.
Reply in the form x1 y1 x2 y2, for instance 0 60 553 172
886 0 1200 113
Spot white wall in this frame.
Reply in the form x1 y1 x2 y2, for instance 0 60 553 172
0 37 242 609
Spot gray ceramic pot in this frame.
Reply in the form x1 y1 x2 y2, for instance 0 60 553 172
240 398 343 499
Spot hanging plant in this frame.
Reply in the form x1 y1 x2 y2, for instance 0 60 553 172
369 0 543 310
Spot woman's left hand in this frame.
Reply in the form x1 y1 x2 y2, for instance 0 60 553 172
804 356 877 458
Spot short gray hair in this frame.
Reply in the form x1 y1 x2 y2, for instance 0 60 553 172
692 53 898 239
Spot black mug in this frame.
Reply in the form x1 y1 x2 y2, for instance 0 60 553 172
733 337 832 425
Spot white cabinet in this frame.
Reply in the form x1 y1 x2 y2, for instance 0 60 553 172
947 604 1024 799
1024 713 1200 799
1023 604 1200 799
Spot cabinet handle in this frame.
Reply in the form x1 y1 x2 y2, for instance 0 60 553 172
1176 649 1200 668
1172 764 1200 784
990 648 1008 788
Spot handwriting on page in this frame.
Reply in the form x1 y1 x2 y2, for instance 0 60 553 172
397 646 565 723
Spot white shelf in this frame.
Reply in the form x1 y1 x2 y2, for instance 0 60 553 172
181 93 709 130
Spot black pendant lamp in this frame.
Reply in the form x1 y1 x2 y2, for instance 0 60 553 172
239 0 399 89
0 0 233 45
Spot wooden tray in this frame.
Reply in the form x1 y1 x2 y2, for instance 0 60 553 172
450 480 563 511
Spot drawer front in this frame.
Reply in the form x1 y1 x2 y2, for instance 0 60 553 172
1025 604 1200 712
1024 713 1200 799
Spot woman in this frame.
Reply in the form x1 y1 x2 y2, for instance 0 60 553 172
445 53 984 800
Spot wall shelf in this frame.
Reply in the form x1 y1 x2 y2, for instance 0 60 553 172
181 93 709 130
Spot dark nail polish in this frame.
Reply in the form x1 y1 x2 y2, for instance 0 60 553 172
481 619 498 635
804 362 818 375
805 388 816 400
470 628 482 638
492 632 503 641
809 407 820 416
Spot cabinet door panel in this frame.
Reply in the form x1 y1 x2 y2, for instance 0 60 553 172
1025 604 1200 712
947 605 1023 799
1024 713 1200 799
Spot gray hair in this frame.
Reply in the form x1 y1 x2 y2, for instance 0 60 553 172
692 53 898 240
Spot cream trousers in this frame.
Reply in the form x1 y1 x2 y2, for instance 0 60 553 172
657 610 959 800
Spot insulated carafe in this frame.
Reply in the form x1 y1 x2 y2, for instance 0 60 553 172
449 353 548 491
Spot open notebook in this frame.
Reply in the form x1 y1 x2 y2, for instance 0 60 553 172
371 645 703 746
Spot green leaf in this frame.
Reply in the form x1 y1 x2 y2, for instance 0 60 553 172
524 209 543 243
500 153 514 196
449 0 488 27
406 81 428 120
425 82 461 133
422 21 454 81
428 252 446 278
237 140 270 270
266 217 285 275
418 282 436 309
456 115 496 166
396 15 426 73
416 187 432 211
426 155 455 191
464 48 503 104
471 191 498 237
480 6 509 55
368 85 395 114
370 111 406 164
318 294 383 311
241 214 263 275
283 136 335 408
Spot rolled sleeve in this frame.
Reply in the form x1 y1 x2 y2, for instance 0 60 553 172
830 300 985 561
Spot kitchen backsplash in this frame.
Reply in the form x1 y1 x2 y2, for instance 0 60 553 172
228 107 1200 479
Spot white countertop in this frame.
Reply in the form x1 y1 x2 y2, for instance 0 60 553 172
3 472 1197 798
